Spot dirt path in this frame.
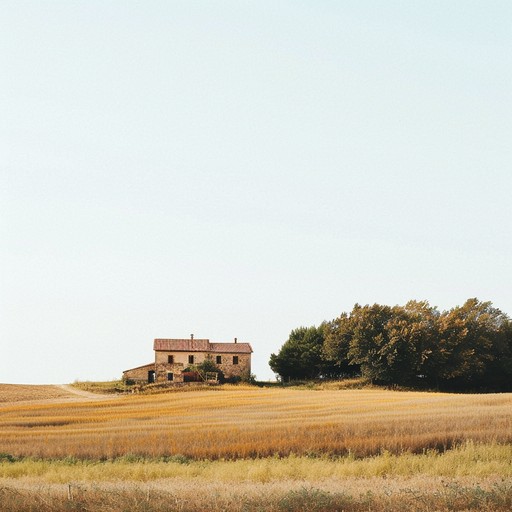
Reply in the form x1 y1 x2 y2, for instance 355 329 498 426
56 384 117 400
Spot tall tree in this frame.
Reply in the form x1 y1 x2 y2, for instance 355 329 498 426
484 317 512 390
269 325 326 381
323 312 360 377
346 303 394 383
380 305 422 384
400 300 440 384
429 299 507 387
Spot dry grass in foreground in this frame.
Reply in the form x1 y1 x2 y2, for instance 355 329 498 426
1 476 511 512
0 387 511 459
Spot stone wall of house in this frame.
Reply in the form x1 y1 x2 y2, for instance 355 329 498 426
217 353 251 380
123 363 154 383
152 351 251 383
155 362 185 383
155 350 208 367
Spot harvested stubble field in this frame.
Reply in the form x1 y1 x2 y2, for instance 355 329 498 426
0 384 511 511
0 385 511 459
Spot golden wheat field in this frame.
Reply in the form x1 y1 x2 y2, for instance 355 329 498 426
0 384 511 511
0 385 511 459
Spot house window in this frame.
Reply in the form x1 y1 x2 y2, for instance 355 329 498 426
188 355 194 364
216 355 222 365
168 355 174 364
233 356 239 365
167 372 173 381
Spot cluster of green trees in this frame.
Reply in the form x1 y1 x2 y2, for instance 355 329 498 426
269 299 512 391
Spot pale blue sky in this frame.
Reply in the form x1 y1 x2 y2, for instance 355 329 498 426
1 1 512 383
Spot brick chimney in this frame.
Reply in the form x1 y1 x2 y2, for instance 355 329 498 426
191 334 194 340
234 337 237 343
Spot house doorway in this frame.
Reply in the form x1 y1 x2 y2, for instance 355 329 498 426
148 370 155 383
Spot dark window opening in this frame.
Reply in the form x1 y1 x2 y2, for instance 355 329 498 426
188 355 194 364
148 370 155 383
216 355 222 365
168 355 174 364
167 372 173 381
233 356 239 365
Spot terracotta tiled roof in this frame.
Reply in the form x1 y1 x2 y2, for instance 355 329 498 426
209 343 253 354
154 339 210 351
153 339 252 354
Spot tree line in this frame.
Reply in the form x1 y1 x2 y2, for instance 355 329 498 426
269 298 512 391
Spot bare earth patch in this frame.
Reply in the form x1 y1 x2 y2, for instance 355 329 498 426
0 384 114 404
55 384 115 399
0 384 75 403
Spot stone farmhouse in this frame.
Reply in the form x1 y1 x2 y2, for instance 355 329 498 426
123 335 253 384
